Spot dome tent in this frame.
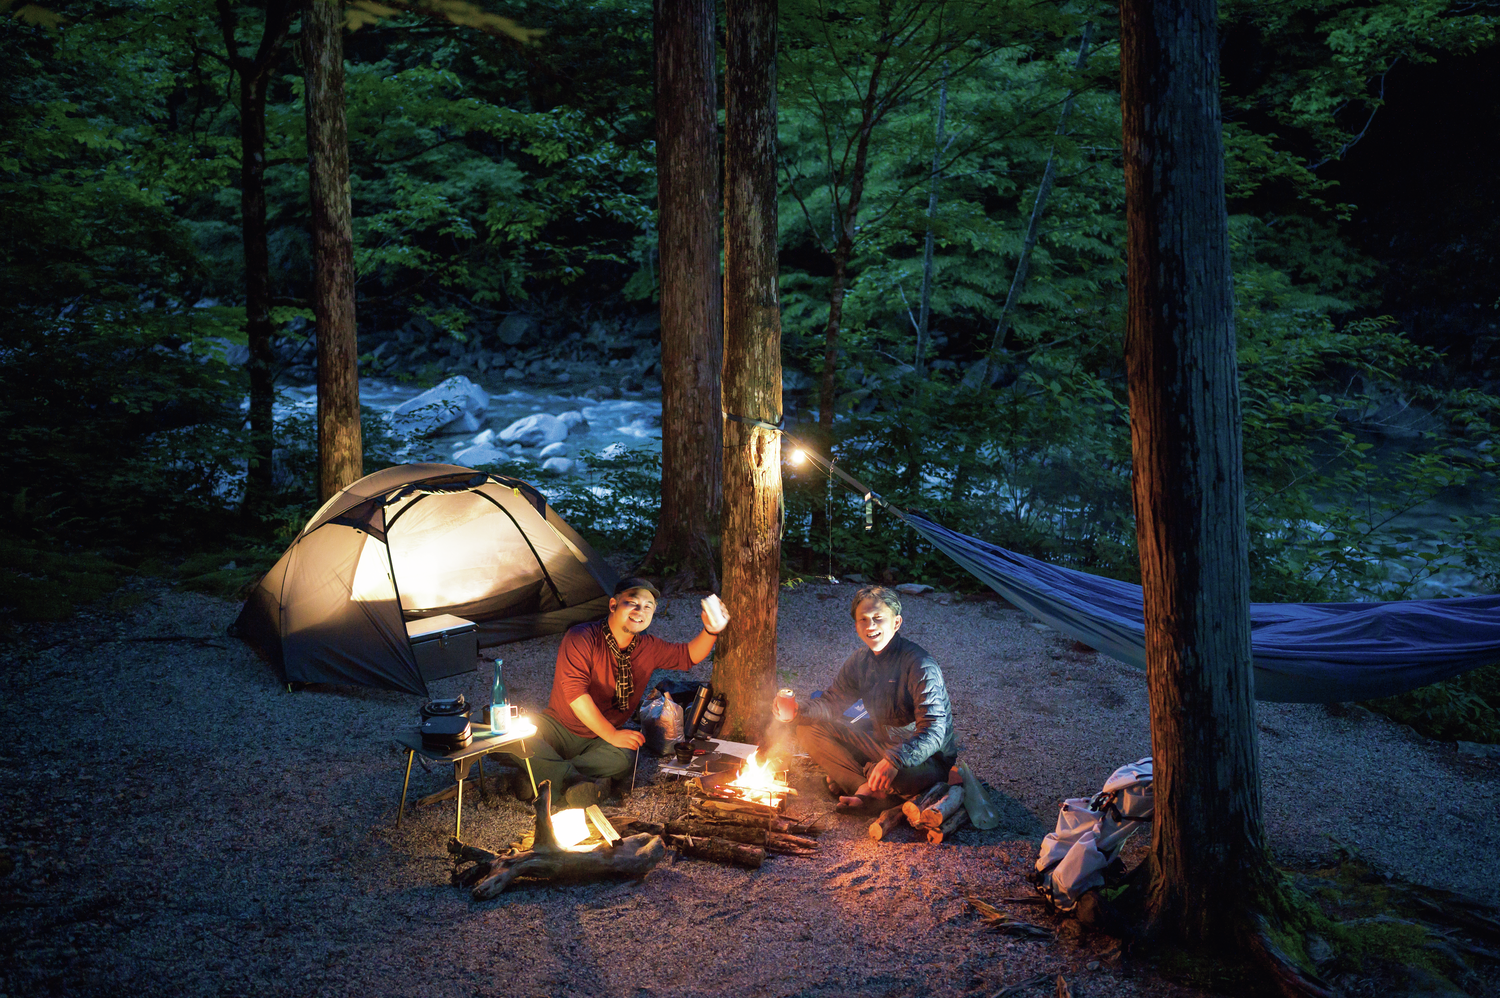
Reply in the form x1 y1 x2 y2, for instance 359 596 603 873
233 464 617 696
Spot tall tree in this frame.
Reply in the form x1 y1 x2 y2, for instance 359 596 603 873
216 0 298 516
715 0 782 742
1119 0 1278 954
638 0 723 589
305 0 361 501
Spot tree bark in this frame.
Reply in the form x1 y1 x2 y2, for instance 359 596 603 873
640 0 723 588
917 784 964 829
1119 0 1271 946
217 0 296 518
716 0 782 744
868 803 907 841
304 0 362 502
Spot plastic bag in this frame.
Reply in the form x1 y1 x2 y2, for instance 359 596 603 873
638 687 685 756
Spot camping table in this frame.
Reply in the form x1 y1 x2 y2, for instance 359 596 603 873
393 718 539 840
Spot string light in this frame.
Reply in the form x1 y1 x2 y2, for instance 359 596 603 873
790 446 807 465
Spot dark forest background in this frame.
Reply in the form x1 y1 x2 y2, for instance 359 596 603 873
3 0 1499 738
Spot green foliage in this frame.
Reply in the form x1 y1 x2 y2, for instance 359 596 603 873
545 447 663 559
1362 662 1500 744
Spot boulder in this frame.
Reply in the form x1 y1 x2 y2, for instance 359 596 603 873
498 412 569 448
557 411 590 432
497 314 534 346
390 376 490 437
895 583 934 595
542 457 574 474
454 443 507 467
538 442 567 458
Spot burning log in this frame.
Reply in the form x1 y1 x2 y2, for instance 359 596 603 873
902 783 950 828
693 795 783 819
926 807 969 844
449 781 666 899
673 833 765 868
918 785 965 829
869 804 908 842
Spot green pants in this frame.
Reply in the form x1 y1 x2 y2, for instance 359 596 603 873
511 712 635 791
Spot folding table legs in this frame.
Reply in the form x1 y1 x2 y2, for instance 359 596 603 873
397 749 415 826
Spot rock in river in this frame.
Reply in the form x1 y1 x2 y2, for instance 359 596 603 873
390 376 490 436
498 412 569 448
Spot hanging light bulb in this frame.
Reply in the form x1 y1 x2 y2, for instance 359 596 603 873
790 447 807 465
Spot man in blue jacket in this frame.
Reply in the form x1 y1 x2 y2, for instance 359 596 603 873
772 585 957 809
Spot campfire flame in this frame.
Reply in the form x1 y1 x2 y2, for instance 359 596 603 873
724 751 793 807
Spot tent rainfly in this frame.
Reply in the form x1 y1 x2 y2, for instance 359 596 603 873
232 464 617 696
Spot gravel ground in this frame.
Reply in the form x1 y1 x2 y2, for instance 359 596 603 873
3 581 1497 998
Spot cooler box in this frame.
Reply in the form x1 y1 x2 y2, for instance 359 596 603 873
406 614 478 683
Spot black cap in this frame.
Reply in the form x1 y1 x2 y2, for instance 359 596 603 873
612 576 662 601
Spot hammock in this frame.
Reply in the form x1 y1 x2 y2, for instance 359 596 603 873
896 511 1500 703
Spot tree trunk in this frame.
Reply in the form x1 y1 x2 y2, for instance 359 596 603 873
217 0 296 518
305 0 362 502
914 65 948 379
716 0 782 744
640 0 723 588
1119 0 1271 947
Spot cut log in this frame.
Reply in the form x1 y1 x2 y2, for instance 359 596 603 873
686 803 822 837
869 804 907 842
919 785 965 829
672 833 765 868
450 780 667 898
903 783 949 828
927 807 969 844
586 805 622 848
667 819 767 845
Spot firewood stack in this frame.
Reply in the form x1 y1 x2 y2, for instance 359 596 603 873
609 794 823 869
869 775 970 844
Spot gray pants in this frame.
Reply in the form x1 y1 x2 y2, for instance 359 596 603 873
510 712 635 790
797 720 947 796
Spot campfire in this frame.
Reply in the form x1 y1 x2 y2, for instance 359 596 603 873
720 750 794 809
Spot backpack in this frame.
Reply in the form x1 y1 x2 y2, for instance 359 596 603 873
1033 757 1153 910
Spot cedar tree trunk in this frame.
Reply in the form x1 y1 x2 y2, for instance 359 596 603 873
217 0 296 517
639 0 723 588
305 0 362 502
715 0 782 743
1120 0 1273 946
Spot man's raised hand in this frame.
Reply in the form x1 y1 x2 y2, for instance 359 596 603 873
701 593 730 634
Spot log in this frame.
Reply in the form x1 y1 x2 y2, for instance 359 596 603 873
766 831 819 852
919 785 965 829
693 795 785 817
586 805 622 848
667 819 767 845
903 783 950 828
686 803 822 837
452 780 667 898
672 833 765 868
927 807 969 844
869 804 907 842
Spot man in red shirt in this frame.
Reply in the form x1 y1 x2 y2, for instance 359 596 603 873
524 576 728 806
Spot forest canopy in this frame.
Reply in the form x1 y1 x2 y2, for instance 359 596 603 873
3 0 1498 638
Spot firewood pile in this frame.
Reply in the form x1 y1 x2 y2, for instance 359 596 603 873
611 794 824 870
868 779 971 844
